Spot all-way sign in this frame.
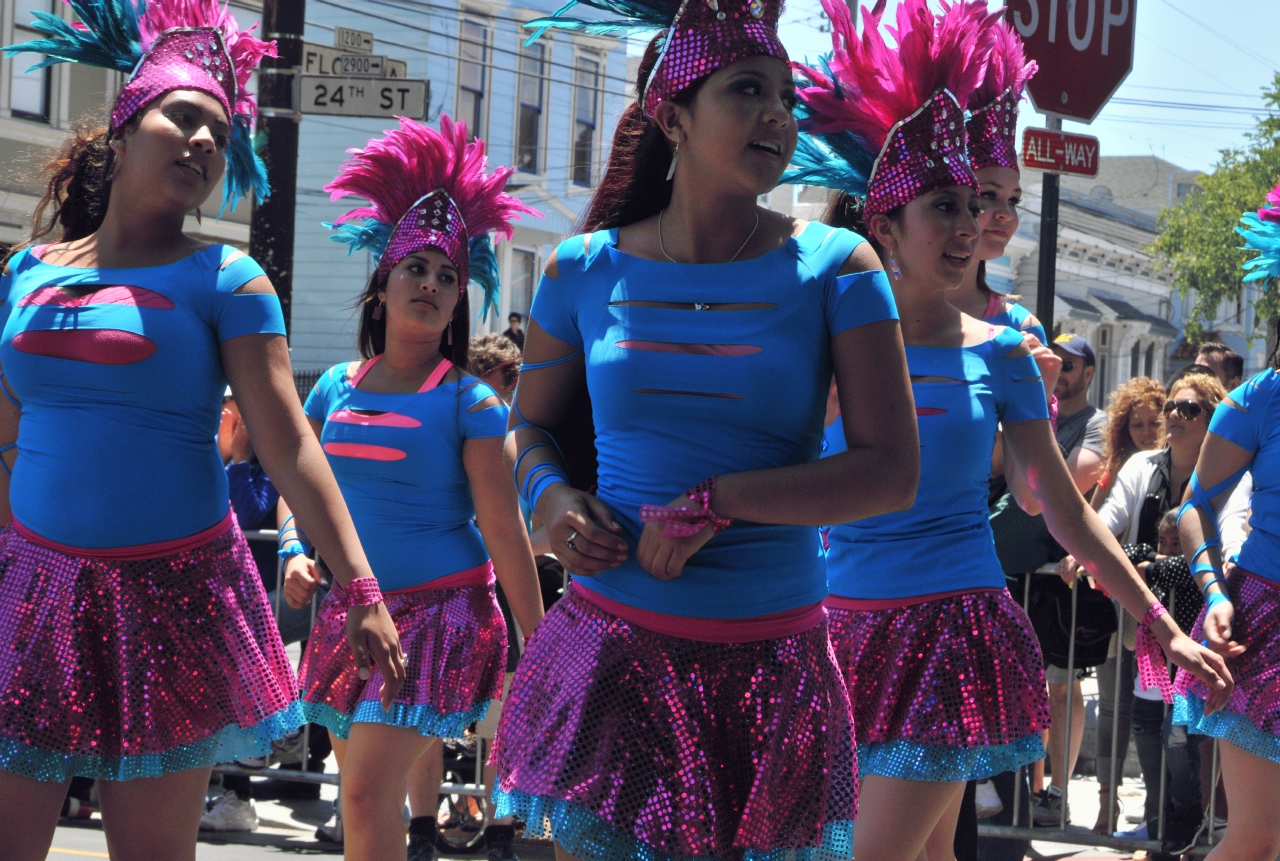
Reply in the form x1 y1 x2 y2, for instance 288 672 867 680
1021 128 1100 177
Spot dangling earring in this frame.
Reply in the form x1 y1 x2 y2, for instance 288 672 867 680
889 255 903 280
666 144 679 181
371 300 384 320
445 323 452 345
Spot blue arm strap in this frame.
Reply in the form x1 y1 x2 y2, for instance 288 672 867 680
276 514 311 554
522 461 568 504
1201 575 1230 598
0 373 19 409
512 441 555 489
1177 465 1249 529
0 441 15 477
519 347 583 372
526 466 570 513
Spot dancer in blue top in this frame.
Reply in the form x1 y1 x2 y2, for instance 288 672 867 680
282 116 544 861
0 2 404 858
488 1 921 858
791 3 1233 859
1174 182 1280 861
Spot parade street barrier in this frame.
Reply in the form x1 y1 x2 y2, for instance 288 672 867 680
977 566 1221 856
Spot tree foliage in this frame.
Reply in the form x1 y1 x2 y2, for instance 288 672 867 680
1151 74 1280 344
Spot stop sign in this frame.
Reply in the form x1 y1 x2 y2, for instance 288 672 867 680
1005 0 1136 123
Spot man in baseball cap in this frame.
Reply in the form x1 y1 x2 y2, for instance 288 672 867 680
1049 332 1104 492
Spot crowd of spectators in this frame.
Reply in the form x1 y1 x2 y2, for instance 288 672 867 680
979 333 1251 860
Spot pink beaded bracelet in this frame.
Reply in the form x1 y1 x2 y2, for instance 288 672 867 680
341 577 384 609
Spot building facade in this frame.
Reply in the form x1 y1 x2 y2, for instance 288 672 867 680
288 0 628 370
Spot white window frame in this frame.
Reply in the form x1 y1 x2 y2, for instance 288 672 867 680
456 14 492 141
503 245 540 320
571 49 602 189
514 39 548 176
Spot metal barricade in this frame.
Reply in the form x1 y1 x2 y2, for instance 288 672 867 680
212 529 337 787
976 566 1221 855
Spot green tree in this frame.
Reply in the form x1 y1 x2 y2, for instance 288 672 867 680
1151 74 1280 344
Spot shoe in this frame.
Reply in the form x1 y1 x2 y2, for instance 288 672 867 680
974 780 1003 819
251 774 321 801
237 730 306 769
1031 789 1068 827
407 816 438 861
59 797 96 820
315 796 343 845
487 824 520 861
200 794 259 832
1113 823 1147 839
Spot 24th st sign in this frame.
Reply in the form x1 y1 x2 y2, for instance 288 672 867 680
1022 128 1100 176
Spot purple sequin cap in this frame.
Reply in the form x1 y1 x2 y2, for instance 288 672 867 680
642 0 788 118
866 88 978 217
966 87 1020 173
379 190 470 283
111 28 236 131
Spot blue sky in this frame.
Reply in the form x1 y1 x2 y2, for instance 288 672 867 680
767 0 1280 174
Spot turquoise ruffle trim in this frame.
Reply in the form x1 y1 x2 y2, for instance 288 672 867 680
494 787 854 861
301 699 492 741
858 733 1046 782
0 701 305 783
1174 694 1280 766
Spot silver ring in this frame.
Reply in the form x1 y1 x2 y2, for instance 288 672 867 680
566 530 578 551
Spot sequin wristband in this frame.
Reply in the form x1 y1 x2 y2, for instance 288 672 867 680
639 476 732 538
1140 601 1169 629
341 577 384 609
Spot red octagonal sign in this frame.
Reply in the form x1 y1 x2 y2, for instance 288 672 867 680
1005 0 1136 124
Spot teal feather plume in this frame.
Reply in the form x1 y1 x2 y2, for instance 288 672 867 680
468 234 501 322
3 0 145 74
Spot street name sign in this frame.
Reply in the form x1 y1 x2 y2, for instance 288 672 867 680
334 27 374 54
1006 0 1136 123
300 76 428 119
1022 128 1100 176
303 43 391 77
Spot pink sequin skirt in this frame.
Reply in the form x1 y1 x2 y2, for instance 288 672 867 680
827 589 1050 782
491 588 857 861
1174 568 1280 764
0 522 302 782
299 579 506 739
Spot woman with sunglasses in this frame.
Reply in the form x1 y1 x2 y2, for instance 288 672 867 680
1060 372 1226 833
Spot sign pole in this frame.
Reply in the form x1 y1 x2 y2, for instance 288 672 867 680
1036 115 1061 338
250 0 305 338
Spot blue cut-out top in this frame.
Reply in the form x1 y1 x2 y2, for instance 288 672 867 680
1208 369 1280 583
0 245 285 549
530 221 897 619
826 326 1050 599
305 364 508 592
985 298 1047 346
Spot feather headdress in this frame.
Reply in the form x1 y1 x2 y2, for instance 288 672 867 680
966 11 1036 172
4 0 275 213
792 0 997 215
1238 182 1280 290
325 115 541 321
525 0 788 119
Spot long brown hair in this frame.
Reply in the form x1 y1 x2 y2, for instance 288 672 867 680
7 120 121 265
577 35 704 233
1100 376 1166 483
354 268 471 367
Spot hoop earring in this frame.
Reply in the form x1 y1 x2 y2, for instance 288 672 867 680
666 144 679 181
371 300 383 321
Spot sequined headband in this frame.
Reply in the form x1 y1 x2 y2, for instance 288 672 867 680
379 190 472 284
866 88 978 217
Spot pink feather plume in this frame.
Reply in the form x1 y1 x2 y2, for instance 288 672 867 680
138 0 276 116
967 8 1036 110
796 0 998 149
326 115 539 240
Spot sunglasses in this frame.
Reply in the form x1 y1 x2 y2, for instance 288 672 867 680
1162 400 1205 420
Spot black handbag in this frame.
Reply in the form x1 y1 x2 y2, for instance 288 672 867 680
1028 575 1119 670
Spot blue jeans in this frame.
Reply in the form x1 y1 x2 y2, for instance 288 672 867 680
1131 696 1203 829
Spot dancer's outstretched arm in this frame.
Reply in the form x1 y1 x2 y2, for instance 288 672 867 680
1002 410 1233 713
